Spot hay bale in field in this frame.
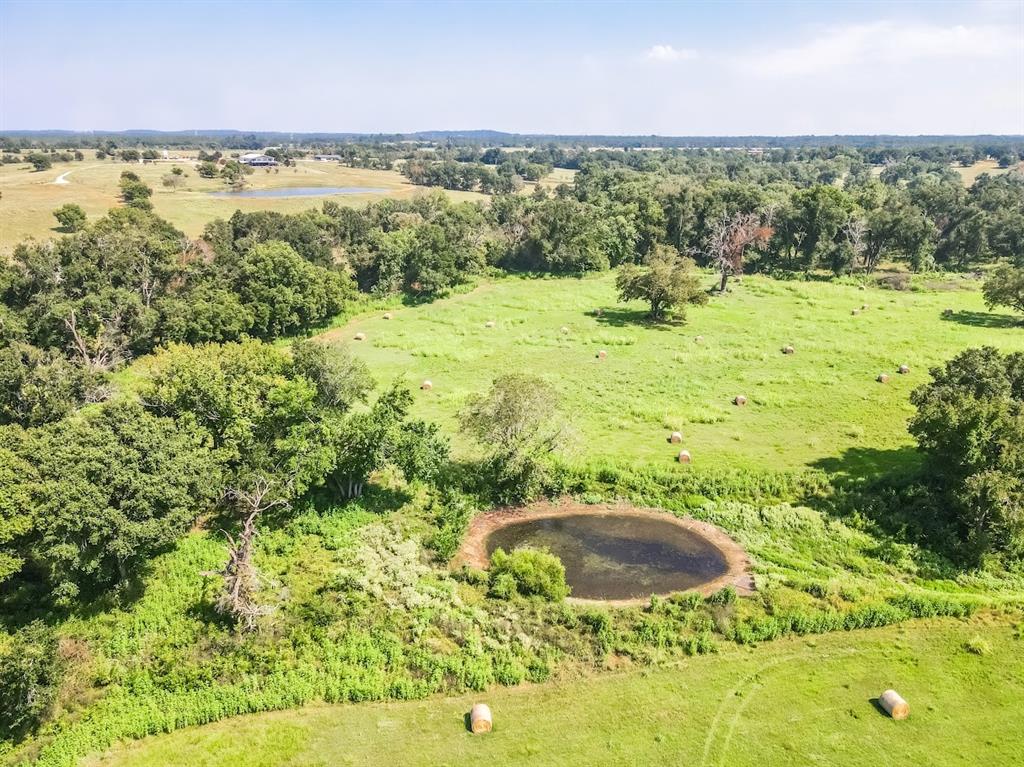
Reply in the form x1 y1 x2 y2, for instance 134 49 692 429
597 350 607 359
595 308 604 316
943 308 954 317
782 345 795 355
485 320 495 328
420 380 433 390
734 395 748 406
858 285 866 291
382 312 393 320
877 373 889 383
861 304 869 310
898 364 910 374
695 335 704 343
354 332 366 341
470 703 492 734
669 431 682 444
852 309 860 316
560 326 570 334
879 690 909 720
677 450 692 464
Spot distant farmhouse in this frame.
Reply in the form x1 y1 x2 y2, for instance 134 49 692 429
239 152 278 166
313 154 341 162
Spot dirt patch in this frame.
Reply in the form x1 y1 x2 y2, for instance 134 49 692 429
453 497 754 607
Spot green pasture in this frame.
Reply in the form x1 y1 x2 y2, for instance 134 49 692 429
324 271 1024 474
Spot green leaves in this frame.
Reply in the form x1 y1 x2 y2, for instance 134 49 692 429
12 401 220 603
909 347 1024 562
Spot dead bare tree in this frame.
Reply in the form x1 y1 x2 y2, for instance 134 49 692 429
63 308 130 372
706 211 773 292
843 217 869 272
216 476 288 632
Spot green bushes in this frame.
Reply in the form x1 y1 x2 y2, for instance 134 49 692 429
0 621 63 741
426 490 476 561
726 594 978 645
545 460 828 507
488 548 569 601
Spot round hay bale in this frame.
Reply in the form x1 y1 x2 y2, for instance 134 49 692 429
669 431 682 444
898 364 910 374
354 332 366 341
734 395 748 406
943 308 954 317
695 335 704 344
484 320 495 328
879 690 909 720
382 312 393 320
877 373 889 383
597 350 607 359
861 304 869 310
677 450 692 464
595 308 604 316
470 703 492 734
851 309 860 316
420 380 433 391
560 326 570 334
782 345 795 355
858 285 866 291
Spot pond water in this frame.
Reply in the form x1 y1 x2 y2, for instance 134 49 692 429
209 186 391 198
484 513 729 600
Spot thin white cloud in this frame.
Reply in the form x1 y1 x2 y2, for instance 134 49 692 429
645 44 698 63
736 21 1022 78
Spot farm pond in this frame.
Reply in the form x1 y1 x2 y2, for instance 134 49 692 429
484 512 732 601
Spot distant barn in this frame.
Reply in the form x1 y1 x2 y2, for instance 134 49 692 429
239 153 278 166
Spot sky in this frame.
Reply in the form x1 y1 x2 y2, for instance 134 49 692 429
1 0 1022 136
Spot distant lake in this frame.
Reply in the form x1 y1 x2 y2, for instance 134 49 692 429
210 186 391 198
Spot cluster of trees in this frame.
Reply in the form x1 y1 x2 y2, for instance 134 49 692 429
908 348 1024 563
3 204 351 375
399 156 1022 279
0 339 447 614
403 158 529 193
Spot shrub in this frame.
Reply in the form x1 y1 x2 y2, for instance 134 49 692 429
705 586 737 606
0 621 64 740
488 547 569 601
52 203 86 232
427 491 476 562
964 635 992 656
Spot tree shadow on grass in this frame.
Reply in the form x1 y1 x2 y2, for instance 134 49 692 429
941 310 1022 329
592 307 685 329
805 446 962 578
810 446 922 484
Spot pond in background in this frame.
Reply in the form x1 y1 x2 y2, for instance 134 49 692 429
484 513 729 600
209 186 392 198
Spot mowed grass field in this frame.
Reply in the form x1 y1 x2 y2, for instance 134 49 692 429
88 617 1024 767
0 159 486 253
324 272 1024 474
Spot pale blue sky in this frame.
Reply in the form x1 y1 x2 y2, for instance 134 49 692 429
1 0 1022 134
